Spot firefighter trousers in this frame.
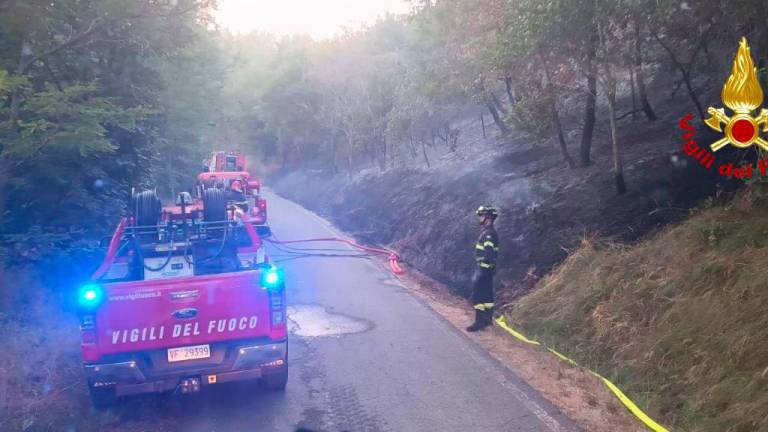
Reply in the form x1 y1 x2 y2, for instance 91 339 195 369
471 269 495 325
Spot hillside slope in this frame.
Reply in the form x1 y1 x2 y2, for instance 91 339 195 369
507 186 768 432
271 103 738 304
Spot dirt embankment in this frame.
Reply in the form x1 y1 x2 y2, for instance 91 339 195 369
507 186 768 431
271 110 738 304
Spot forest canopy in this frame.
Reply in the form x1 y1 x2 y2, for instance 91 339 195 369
2 0 768 257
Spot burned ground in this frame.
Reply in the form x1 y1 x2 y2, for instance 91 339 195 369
271 99 742 304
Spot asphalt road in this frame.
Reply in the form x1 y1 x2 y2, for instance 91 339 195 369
90 190 579 432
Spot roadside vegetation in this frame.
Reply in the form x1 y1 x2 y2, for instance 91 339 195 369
0 269 85 431
0 0 224 269
507 185 768 432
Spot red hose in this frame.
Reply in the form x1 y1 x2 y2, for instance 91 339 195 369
91 217 127 280
266 237 404 275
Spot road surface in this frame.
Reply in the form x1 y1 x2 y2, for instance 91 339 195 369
86 191 580 432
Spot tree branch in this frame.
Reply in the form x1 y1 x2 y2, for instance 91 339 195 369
21 19 101 74
21 3 200 74
12 125 63 168
616 109 644 121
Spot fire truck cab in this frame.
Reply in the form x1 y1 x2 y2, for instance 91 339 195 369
207 151 246 173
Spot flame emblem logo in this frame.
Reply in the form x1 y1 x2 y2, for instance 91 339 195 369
705 37 768 151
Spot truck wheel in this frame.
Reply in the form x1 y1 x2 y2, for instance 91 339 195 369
202 188 227 222
261 367 288 391
88 383 117 410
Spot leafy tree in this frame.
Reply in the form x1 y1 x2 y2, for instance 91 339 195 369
259 35 325 168
0 0 220 250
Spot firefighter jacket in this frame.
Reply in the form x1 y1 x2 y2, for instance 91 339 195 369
475 225 499 272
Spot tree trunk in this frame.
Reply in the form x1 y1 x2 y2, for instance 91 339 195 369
346 135 354 171
369 142 378 170
580 60 597 166
484 98 508 134
490 91 507 115
379 136 387 171
681 70 704 119
330 137 339 174
630 66 637 119
550 98 575 168
503 77 516 105
580 23 597 167
540 54 574 168
408 135 418 159
634 21 657 121
480 112 486 138
421 139 431 168
605 71 626 194
652 25 713 119
702 38 714 68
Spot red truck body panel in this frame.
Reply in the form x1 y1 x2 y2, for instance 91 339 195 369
81 271 285 362
197 171 251 184
81 208 286 403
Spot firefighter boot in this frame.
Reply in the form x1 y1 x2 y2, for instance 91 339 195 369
466 310 485 332
482 308 494 328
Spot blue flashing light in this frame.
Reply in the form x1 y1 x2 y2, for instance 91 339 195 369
265 271 279 285
261 267 284 290
77 284 104 309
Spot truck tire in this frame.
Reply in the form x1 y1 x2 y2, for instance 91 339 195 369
133 190 161 226
261 367 288 391
88 383 117 410
202 188 227 222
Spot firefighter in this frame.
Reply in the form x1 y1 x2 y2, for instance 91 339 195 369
466 205 500 332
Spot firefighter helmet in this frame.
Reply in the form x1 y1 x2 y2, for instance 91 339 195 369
475 205 499 218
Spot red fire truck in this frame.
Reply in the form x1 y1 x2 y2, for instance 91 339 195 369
199 151 266 224
77 186 286 409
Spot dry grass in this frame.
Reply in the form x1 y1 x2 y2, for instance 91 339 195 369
506 188 768 432
0 269 86 431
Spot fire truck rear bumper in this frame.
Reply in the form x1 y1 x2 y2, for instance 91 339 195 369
84 340 287 396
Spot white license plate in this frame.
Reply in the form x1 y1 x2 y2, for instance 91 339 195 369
167 344 210 363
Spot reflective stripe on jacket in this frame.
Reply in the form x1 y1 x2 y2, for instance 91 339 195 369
474 225 499 270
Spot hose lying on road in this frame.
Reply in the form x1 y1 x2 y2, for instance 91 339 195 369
265 234 404 274
267 241 376 264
